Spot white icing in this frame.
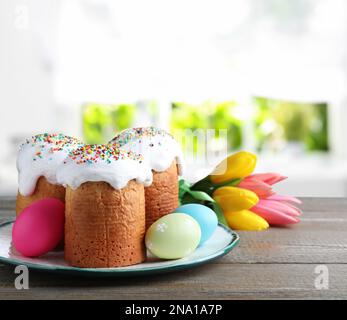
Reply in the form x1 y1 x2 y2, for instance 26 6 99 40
108 127 185 175
17 134 83 196
56 146 153 190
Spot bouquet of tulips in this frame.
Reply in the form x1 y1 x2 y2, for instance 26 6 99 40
179 151 302 231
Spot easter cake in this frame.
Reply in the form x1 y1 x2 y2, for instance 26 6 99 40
13 129 201 269
16 133 83 215
109 127 184 229
56 144 153 268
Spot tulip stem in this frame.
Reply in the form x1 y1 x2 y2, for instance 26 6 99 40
191 176 243 195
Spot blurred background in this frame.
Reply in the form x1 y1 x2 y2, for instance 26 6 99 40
1 0 347 197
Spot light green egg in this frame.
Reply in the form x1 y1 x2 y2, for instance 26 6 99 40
145 213 201 259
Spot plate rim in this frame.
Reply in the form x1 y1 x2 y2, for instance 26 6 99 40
0 220 239 276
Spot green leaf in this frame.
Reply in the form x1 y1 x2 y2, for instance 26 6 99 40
178 179 191 201
211 202 228 226
216 178 243 188
181 192 202 205
191 176 243 195
190 176 214 193
187 190 215 202
178 179 228 226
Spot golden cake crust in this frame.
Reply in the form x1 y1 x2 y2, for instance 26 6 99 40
64 180 146 268
145 160 179 230
16 176 65 215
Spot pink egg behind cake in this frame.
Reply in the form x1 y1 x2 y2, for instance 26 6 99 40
12 198 65 257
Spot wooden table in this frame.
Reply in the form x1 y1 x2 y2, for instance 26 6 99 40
0 197 346 299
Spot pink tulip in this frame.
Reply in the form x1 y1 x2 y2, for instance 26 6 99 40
266 194 302 204
251 199 301 225
247 173 287 186
238 172 286 198
238 177 274 198
237 172 302 226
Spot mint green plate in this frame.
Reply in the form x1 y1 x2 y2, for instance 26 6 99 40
0 221 239 277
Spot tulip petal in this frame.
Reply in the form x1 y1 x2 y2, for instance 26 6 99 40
225 210 269 231
213 186 259 211
251 202 300 225
248 173 287 186
238 178 274 198
281 202 302 216
267 194 302 204
258 199 301 217
210 151 257 184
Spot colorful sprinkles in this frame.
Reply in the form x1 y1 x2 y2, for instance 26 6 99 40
20 133 83 161
109 127 173 148
65 144 144 165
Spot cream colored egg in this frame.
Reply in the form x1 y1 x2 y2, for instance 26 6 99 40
145 213 201 259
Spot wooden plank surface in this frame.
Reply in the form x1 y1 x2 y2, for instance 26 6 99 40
0 197 346 299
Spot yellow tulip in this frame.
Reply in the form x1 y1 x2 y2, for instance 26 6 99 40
213 186 259 212
225 210 269 231
210 151 257 184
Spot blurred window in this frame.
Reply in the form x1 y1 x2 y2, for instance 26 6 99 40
253 98 329 153
82 101 159 144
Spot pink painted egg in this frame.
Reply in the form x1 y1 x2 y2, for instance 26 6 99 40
12 198 65 257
